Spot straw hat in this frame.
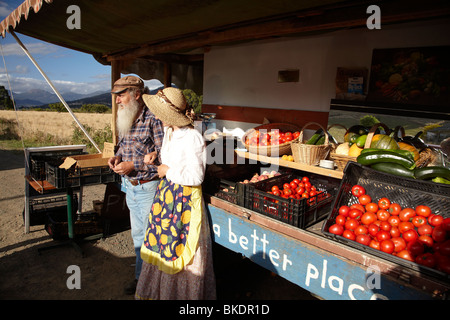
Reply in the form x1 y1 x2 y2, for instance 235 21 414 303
143 87 193 127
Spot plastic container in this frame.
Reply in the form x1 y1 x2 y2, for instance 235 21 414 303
322 162 450 281
244 172 337 229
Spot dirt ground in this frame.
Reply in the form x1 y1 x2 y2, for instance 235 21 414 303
0 148 316 300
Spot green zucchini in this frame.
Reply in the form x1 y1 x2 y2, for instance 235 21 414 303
371 162 415 179
355 134 367 148
432 177 450 185
360 148 415 161
414 166 450 180
357 150 416 170
315 135 325 145
306 132 322 145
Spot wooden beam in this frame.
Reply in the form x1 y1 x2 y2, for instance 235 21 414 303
105 0 450 61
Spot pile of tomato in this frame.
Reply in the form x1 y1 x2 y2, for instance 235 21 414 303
327 184 450 274
268 176 328 205
245 129 300 146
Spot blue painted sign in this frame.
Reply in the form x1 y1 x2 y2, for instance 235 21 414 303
207 205 433 300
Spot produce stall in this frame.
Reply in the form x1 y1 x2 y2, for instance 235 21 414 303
2 0 450 300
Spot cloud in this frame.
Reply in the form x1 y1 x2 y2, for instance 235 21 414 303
0 1 14 17
0 42 59 56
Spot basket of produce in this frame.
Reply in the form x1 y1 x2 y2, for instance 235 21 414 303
330 123 391 171
291 122 333 166
392 125 444 168
322 162 450 280
327 123 347 152
242 123 301 157
244 172 338 229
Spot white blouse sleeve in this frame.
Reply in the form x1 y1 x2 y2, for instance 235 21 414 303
165 129 206 186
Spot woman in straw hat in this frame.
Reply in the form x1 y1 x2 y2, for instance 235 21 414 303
135 87 216 300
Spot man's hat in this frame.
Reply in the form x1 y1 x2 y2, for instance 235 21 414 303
111 75 144 94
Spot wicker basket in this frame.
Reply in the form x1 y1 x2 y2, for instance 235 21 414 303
330 123 391 171
242 123 301 157
291 122 332 166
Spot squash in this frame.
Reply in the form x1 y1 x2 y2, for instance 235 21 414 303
398 141 420 161
348 143 363 157
335 142 350 155
370 134 399 150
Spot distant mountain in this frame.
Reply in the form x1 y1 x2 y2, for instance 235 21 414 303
12 89 109 108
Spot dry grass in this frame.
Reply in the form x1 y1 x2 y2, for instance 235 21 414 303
0 110 112 140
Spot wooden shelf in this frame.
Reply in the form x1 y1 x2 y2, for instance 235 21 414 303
235 150 343 179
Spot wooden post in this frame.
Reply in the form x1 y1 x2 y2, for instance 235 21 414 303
111 60 121 145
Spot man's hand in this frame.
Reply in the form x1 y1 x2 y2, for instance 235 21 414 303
108 156 121 170
144 151 157 165
112 161 135 176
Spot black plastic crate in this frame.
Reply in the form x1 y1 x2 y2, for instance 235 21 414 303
45 162 120 188
322 162 450 281
45 210 102 240
203 163 279 206
23 195 78 226
244 172 337 229
28 150 86 181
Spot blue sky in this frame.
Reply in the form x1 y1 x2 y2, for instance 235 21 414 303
0 0 162 95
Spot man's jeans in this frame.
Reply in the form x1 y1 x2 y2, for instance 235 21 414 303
122 177 159 280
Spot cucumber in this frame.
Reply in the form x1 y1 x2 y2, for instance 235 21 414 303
315 135 325 145
414 166 450 180
371 162 415 179
306 132 322 145
360 148 415 161
357 150 416 170
355 134 367 148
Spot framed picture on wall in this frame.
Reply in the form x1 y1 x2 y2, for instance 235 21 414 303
367 46 450 107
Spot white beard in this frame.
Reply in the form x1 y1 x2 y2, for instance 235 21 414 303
116 99 140 136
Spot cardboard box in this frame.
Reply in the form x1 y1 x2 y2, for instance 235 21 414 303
59 143 114 170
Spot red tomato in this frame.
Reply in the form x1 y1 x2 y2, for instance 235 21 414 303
418 235 434 247
271 185 280 193
348 208 363 220
380 240 395 254
368 223 380 237
369 239 380 250
388 215 400 227
293 131 300 139
283 188 292 196
388 203 402 216
343 230 356 241
442 218 450 231
354 225 368 236
361 212 377 226
304 181 312 191
379 221 392 232
377 197 391 210
403 229 419 243
407 240 424 256
284 135 293 142
439 240 450 257
356 234 371 246
350 203 365 213
398 221 414 233
432 225 447 243
365 202 379 213
272 190 281 197
292 178 300 185
376 230 391 242
397 249 414 261
399 208 416 222
428 214 444 227
412 216 427 228
345 218 359 231
358 194 372 205
301 192 309 199
391 237 406 252
415 253 436 268
415 205 432 218
418 224 433 236
435 253 450 274
351 185 365 197
283 183 290 189
335 214 346 226
296 187 305 195
390 226 401 238
376 209 390 221
302 176 309 183
338 205 350 217
290 181 298 189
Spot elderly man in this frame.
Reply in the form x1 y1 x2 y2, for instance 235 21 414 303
108 75 164 294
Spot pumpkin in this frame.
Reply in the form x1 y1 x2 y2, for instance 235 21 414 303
398 141 420 161
370 134 399 150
